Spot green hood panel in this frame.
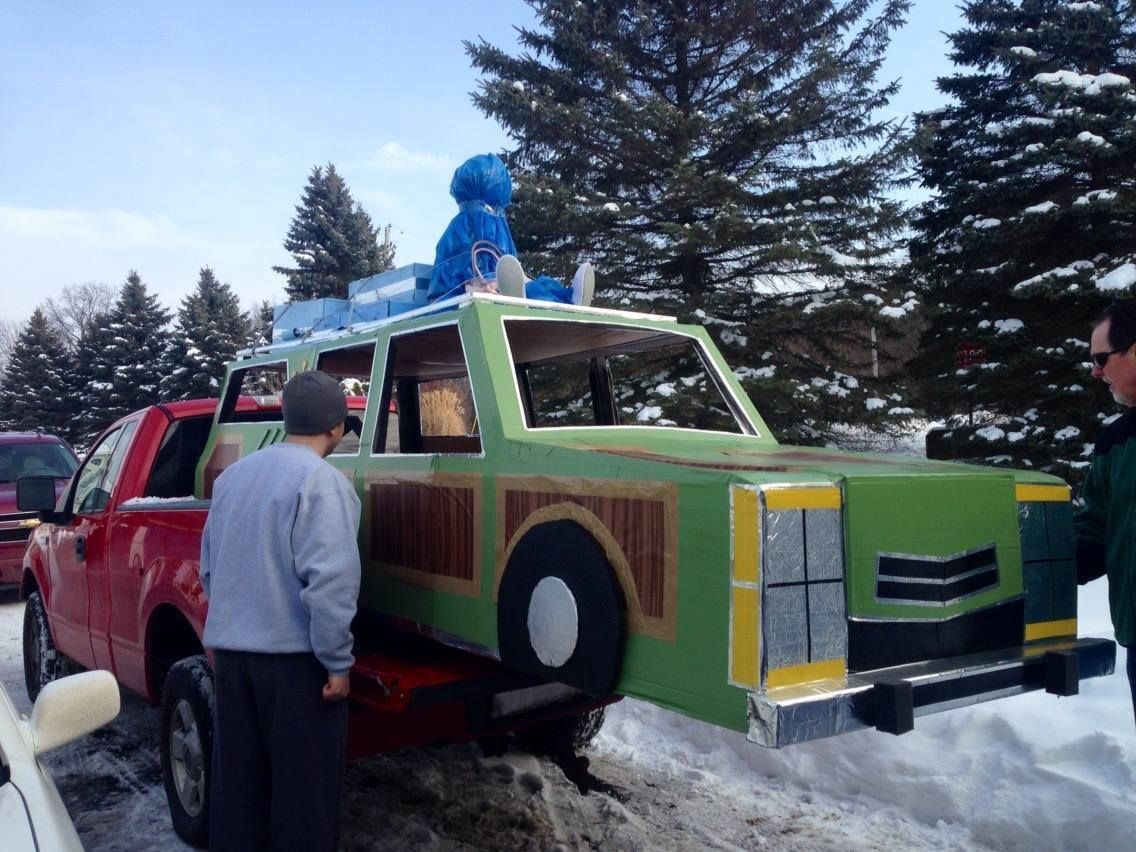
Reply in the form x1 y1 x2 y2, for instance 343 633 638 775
842 473 1023 619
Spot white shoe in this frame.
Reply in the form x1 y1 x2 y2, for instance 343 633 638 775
571 262 594 306
496 255 527 299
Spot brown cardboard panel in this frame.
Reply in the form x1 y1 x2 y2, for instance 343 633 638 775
365 472 483 597
202 438 242 498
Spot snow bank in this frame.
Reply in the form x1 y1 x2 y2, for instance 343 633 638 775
597 582 1136 850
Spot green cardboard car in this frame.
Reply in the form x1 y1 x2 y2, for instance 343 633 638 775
197 273 1115 747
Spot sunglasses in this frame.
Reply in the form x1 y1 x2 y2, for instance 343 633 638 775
1092 347 1129 368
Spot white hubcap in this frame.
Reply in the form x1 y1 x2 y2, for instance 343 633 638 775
526 576 579 667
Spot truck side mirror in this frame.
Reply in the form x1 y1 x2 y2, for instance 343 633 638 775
17 476 58 514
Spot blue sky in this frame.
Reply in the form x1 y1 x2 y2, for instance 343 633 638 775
0 1 964 325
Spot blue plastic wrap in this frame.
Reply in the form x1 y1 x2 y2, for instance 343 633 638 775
525 275 573 303
428 154 519 301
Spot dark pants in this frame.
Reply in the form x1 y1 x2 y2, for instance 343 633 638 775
210 650 348 852
1128 646 1136 728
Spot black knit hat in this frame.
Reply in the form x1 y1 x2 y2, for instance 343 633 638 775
282 370 348 435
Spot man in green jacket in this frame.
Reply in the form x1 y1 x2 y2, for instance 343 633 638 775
1075 298 1136 725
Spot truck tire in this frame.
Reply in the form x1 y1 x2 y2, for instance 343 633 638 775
498 520 624 696
518 706 607 757
23 591 64 701
160 655 214 848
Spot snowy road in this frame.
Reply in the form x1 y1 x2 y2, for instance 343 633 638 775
2 587 1134 851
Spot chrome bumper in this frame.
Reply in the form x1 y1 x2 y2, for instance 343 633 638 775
748 637 1116 748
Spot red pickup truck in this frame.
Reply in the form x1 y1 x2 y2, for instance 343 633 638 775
16 398 609 846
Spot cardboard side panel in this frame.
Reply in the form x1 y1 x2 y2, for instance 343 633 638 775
365 472 483 598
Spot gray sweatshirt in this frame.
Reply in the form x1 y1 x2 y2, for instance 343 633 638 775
200 442 362 675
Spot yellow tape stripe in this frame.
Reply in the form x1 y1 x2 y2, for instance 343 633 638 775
1025 619 1078 642
1015 484 1070 503
766 658 845 688
733 489 759 584
729 587 759 687
764 486 842 511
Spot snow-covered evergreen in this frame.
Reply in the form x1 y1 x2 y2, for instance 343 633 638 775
467 0 918 444
244 299 275 349
74 271 171 441
158 267 247 401
273 163 396 301
910 0 1136 480
0 309 71 436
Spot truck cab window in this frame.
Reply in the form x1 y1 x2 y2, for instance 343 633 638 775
72 421 138 514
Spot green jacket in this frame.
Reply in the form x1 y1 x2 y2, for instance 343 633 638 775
1075 408 1136 647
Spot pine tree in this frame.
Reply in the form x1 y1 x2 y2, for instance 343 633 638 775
910 0 1136 481
245 300 276 348
0 309 71 436
75 271 171 440
159 267 248 401
62 314 111 447
273 164 397 301
466 0 918 445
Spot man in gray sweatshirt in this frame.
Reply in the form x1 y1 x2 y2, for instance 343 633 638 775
200 370 361 852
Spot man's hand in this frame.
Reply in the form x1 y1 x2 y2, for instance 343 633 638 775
323 673 350 701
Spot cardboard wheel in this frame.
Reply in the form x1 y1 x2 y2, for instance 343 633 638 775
498 520 624 696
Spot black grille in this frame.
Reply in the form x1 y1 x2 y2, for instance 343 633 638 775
848 598 1025 672
0 512 38 523
876 544 999 605
0 526 32 544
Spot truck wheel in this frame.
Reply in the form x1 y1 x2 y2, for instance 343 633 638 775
160 655 214 848
498 520 624 696
518 706 608 757
23 591 64 701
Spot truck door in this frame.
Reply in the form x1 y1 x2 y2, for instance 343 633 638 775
48 419 138 670
106 414 214 694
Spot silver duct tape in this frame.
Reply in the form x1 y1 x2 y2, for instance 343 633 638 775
808 583 847 660
748 685 865 748
764 506 847 671
764 584 808 669
526 576 580 667
764 509 805 584
805 509 843 580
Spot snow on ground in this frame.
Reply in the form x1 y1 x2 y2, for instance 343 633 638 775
1 581 1133 851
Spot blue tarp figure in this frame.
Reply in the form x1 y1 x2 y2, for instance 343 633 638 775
428 153 592 305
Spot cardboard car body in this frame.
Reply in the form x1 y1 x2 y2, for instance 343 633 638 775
196 284 1115 747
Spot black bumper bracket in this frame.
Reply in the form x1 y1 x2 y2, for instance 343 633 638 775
873 681 914 735
1044 650 1079 697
